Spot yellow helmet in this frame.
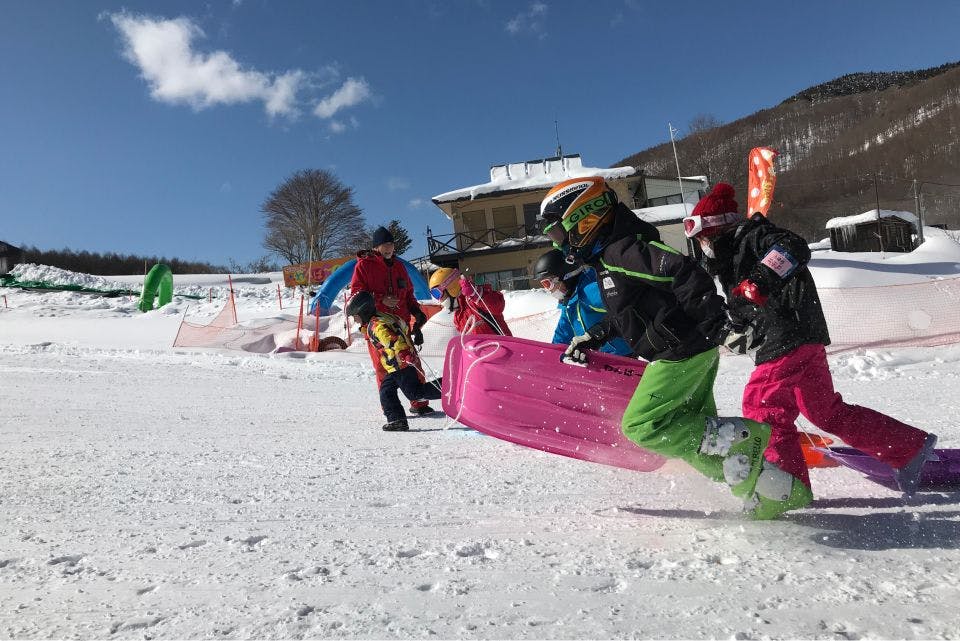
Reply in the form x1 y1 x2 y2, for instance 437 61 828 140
429 267 461 300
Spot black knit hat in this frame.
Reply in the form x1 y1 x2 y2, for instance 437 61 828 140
371 226 394 246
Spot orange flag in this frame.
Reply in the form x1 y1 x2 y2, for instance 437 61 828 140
747 147 778 216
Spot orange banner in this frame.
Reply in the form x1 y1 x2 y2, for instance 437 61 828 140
747 147 778 217
282 256 353 288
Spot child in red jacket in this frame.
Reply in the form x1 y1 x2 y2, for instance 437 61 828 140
428 268 512 336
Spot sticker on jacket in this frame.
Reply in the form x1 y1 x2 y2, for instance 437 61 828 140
602 276 615 290
760 245 798 278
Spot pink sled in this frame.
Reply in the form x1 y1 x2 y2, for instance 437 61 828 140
441 335 665 472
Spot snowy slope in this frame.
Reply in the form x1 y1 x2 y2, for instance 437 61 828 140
2 249 960 639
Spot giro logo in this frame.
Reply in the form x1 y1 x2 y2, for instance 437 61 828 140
567 193 613 226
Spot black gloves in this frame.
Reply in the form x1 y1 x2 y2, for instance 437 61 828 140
411 308 427 347
561 324 607 365
721 320 764 356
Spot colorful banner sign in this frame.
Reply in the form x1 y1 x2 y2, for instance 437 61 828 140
747 147 778 217
282 256 353 288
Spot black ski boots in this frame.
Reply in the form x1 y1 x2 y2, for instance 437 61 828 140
382 418 410 432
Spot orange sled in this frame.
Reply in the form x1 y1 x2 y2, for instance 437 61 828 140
800 432 839 468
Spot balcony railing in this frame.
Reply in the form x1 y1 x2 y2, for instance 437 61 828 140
427 224 550 257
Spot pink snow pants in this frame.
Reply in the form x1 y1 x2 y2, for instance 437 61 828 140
742 343 927 487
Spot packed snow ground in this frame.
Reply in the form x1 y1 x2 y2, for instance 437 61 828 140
3 241 960 639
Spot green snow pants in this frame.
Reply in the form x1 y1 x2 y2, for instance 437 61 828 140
622 347 744 482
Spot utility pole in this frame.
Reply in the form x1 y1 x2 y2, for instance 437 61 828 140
913 179 925 247
874 172 884 252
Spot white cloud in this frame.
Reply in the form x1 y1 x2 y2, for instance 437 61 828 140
387 177 410 191
107 12 307 117
505 2 548 37
220 181 233 193
313 77 372 119
408 198 425 209
328 120 347 133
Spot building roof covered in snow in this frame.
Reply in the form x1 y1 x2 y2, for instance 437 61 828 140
632 201 698 224
432 154 637 204
825 209 919 230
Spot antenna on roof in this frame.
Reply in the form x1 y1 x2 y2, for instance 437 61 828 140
668 122 689 217
554 120 563 157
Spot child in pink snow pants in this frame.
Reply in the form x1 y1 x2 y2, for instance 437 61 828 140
683 183 938 495
742 342 925 487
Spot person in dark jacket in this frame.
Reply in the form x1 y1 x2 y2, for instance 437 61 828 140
533 249 631 356
684 183 938 495
539 176 812 519
345 291 441 431
350 226 433 415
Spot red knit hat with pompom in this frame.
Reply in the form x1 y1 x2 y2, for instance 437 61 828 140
683 183 742 238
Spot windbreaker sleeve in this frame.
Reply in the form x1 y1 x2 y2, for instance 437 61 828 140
552 305 574 344
743 219 812 296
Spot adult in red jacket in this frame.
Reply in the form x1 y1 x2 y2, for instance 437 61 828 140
350 226 432 415
428 268 512 336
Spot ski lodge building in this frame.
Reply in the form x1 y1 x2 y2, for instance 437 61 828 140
428 154 707 290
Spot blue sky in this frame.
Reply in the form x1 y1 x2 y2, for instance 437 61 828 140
2 1 959 266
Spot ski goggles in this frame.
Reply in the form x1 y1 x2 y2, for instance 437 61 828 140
429 269 461 300
682 211 742 238
542 219 567 244
539 276 561 291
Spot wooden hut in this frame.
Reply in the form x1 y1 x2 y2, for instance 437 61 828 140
826 209 917 252
0 241 24 275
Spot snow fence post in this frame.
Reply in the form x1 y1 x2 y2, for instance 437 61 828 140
227 275 237 325
277 283 283 310
309 301 320 351
295 295 304 350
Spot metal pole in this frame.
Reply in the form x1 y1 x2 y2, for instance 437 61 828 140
913 179 925 247
874 172 884 252
668 123 689 217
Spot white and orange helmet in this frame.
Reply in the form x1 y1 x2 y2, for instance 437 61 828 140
539 176 618 249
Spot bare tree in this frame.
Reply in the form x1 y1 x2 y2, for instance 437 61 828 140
261 169 366 265
684 113 724 182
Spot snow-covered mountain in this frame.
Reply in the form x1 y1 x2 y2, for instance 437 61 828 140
618 62 960 240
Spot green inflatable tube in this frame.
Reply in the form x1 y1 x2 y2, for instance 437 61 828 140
138 263 173 312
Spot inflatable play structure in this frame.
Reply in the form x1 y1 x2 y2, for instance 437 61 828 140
308 257 430 315
138 263 173 312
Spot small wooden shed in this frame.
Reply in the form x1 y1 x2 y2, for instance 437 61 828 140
826 209 917 252
0 241 24 275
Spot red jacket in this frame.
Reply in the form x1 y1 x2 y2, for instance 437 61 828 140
350 250 422 323
453 284 512 336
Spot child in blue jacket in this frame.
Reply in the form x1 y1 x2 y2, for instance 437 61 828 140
534 249 633 356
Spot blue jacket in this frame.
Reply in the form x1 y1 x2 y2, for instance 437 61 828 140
552 270 633 356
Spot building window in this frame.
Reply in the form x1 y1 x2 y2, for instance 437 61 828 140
475 268 531 292
522 202 540 235
459 209 487 250
491 205 519 241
